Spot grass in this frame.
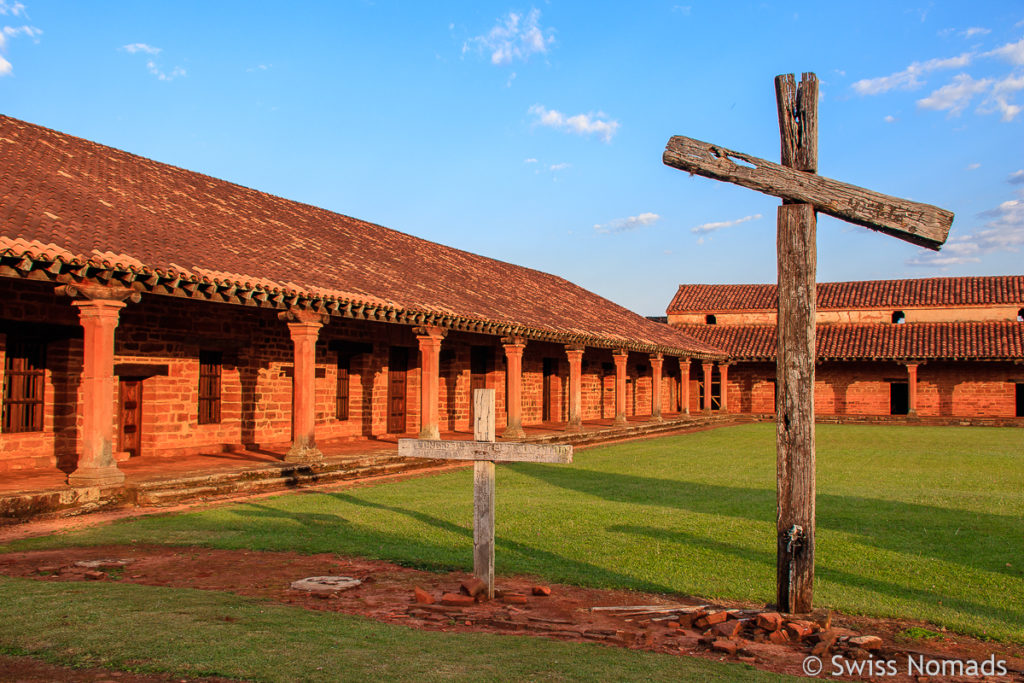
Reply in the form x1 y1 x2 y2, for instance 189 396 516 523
6 423 1023 644
0 576 800 682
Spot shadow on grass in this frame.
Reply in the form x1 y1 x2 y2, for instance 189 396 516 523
513 464 1024 578
318 492 675 593
609 524 1024 631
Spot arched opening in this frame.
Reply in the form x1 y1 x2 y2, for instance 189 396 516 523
705 314 717 325
892 310 906 324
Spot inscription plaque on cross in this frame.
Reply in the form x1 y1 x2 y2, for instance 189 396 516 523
663 73 953 613
399 388 572 599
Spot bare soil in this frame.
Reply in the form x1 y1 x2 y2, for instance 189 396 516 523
1 545 1022 682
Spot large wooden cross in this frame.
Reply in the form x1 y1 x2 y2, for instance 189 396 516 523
663 73 953 613
398 388 572 599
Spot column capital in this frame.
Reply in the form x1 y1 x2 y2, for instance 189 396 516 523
413 325 448 340
612 349 629 361
501 336 527 347
279 308 330 326
649 352 664 362
902 360 924 368
564 345 585 360
57 283 141 304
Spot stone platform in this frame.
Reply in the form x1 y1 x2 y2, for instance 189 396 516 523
0 413 746 523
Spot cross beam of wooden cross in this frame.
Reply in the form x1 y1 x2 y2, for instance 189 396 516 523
663 72 953 613
398 388 572 599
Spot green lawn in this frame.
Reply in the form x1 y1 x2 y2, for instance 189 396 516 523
0 576 799 682
6 424 1023 647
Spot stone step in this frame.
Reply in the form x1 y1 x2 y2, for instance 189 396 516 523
134 458 436 507
131 455 412 494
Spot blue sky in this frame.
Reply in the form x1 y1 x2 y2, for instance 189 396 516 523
1 1 1022 315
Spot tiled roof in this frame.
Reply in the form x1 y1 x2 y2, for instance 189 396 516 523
668 276 1024 313
671 322 1024 361
0 115 721 357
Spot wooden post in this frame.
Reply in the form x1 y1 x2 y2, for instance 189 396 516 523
906 362 920 416
650 354 664 421
680 358 690 415
502 338 526 439
565 346 584 432
702 362 713 413
612 350 629 426
473 388 496 598
775 72 817 614
399 390 571 602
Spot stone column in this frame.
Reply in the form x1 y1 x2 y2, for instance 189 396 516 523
612 350 629 426
62 285 139 487
415 326 447 440
650 353 664 421
564 346 584 432
282 310 328 462
719 362 731 413
702 362 714 413
906 362 920 416
680 358 691 415
502 337 526 439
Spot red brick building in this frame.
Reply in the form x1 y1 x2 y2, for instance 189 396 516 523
0 115 725 485
666 277 1024 422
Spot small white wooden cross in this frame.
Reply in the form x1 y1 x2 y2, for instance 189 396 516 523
398 388 573 599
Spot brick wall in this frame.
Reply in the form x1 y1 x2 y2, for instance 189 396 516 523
0 279 686 473
722 360 1023 418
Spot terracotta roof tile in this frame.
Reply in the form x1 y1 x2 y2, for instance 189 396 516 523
0 115 720 357
668 276 1024 313
672 322 1024 361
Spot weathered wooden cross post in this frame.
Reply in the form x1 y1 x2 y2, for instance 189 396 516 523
663 72 953 613
399 388 572 599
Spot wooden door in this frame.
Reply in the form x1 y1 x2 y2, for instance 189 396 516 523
118 379 143 458
542 358 557 422
469 346 490 426
387 347 408 434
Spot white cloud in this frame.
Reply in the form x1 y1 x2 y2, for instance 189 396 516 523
548 162 570 171
963 27 990 38
852 53 972 95
984 37 1024 65
463 9 553 65
146 60 185 81
0 1 26 16
0 0 41 77
691 213 762 234
121 42 161 55
672 5 692 15
908 191 1024 266
593 212 660 234
966 162 981 170
1009 170 1024 185
121 43 185 81
523 158 537 164
3 24 39 39
916 74 992 115
528 104 620 143
884 114 897 123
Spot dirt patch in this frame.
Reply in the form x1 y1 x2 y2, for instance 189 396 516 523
1 545 1022 682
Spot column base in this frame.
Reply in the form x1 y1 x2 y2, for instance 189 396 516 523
285 443 324 464
612 416 628 427
565 419 583 433
650 413 664 422
502 425 526 440
417 426 440 440
67 466 125 488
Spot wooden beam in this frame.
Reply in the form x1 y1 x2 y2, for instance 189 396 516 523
775 74 819 614
662 135 952 249
473 388 496 599
397 439 572 464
